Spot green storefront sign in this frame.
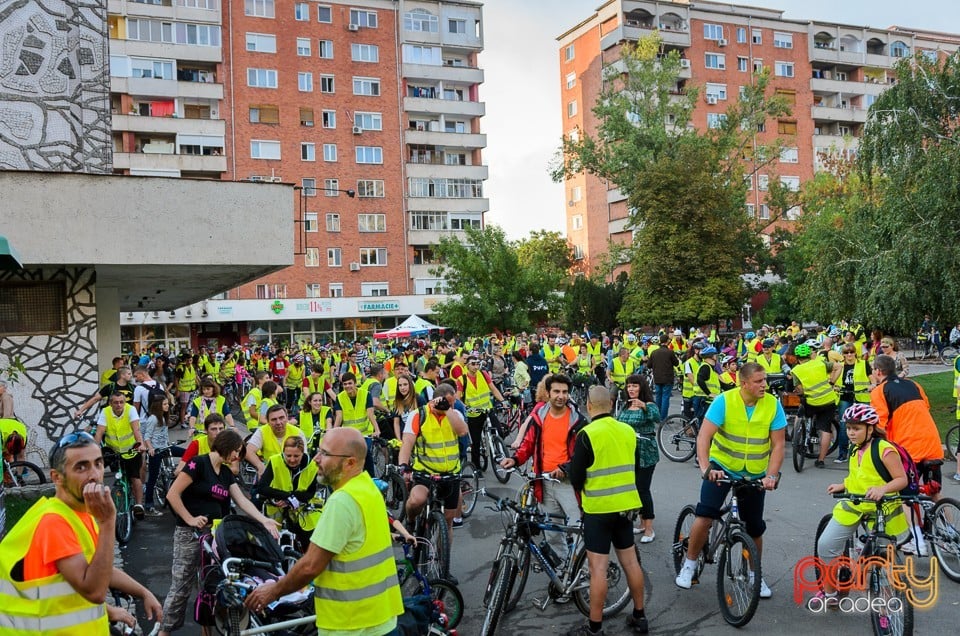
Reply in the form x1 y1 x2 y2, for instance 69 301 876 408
358 301 399 312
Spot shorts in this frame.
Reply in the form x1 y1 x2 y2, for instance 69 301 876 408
804 402 837 435
582 511 636 554
178 390 195 404
412 472 461 511
694 478 766 538
119 452 143 478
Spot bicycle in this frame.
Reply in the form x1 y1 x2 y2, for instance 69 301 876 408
791 406 841 472
408 472 457 581
944 423 959 461
1 455 45 487
495 395 530 447
102 447 136 544
109 589 150 636
151 444 180 508
396 540 464 629
673 476 765 627
460 459 481 518
812 492 917 636
380 463 408 519
900 487 960 582
474 410 511 484
656 412 701 463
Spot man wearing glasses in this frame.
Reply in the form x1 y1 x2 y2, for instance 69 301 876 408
0 432 162 632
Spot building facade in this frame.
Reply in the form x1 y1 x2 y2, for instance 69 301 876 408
558 0 960 273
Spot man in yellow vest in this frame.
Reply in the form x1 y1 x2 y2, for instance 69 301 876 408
0 431 162 633
567 386 648 636
243 427 403 634
608 346 636 402
285 354 307 414
682 343 705 418
245 404 307 477
174 353 198 429
755 338 786 375
790 344 839 468
543 334 564 374
692 347 722 420
94 392 149 517
675 363 785 599
461 355 506 471
334 373 380 475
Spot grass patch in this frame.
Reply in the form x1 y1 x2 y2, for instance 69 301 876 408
914 371 956 436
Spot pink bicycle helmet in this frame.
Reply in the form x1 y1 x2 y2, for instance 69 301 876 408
841 403 879 426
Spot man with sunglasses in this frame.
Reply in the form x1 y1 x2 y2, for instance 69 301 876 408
0 432 162 633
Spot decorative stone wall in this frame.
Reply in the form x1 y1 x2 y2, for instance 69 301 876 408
0 0 111 173
0 267 98 464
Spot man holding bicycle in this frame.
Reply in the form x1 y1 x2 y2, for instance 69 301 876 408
675 362 785 598
93 392 148 519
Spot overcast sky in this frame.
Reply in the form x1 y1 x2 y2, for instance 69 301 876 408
478 0 960 239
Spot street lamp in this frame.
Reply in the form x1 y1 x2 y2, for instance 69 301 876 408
292 185 355 256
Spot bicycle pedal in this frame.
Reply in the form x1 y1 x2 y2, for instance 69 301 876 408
532 596 551 611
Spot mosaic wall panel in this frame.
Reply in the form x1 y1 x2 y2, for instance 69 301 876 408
0 0 111 173
0 267 98 464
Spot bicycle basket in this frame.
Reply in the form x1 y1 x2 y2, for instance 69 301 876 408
780 393 801 409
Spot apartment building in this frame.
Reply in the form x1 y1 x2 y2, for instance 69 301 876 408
558 0 959 272
108 0 227 178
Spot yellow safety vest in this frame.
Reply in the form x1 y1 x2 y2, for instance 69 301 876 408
303 376 325 404
196 434 211 455
0 497 109 635
299 407 331 441
543 344 563 373
693 363 720 397
463 372 493 415
285 363 305 389
242 387 263 428
833 360 871 403
313 473 403 630
177 364 197 392
0 419 27 445
412 408 461 474
577 355 592 374
792 359 838 407
103 405 138 456
709 388 776 476
382 376 398 411
414 377 434 399
337 390 372 435
832 439 907 535
580 416 641 514
746 338 761 363
609 358 635 388
586 342 603 365
263 454 321 530
258 423 303 461
221 358 237 380
682 358 702 399
191 395 227 433
756 353 783 374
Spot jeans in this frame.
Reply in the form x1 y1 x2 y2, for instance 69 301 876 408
835 400 853 458
692 396 708 422
144 445 184 507
654 383 672 417
541 479 581 558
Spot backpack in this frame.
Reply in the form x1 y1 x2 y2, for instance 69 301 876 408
142 381 167 409
871 437 921 496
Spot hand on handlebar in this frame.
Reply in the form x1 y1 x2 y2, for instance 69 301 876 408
703 468 726 482
499 457 516 469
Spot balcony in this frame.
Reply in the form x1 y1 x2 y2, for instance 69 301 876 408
113 151 226 173
107 0 220 24
405 197 489 213
409 263 441 279
810 77 885 97
111 76 223 100
403 96 485 118
402 63 484 85
406 162 488 180
602 22 690 51
111 39 221 63
606 187 627 204
404 129 486 149
112 113 226 135
809 44 868 67
810 106 868 123
813 133 860 148
407 229 465 245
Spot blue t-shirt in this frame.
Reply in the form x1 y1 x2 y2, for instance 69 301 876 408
705 393 786 478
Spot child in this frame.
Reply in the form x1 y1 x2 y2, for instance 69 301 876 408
815 404 908 607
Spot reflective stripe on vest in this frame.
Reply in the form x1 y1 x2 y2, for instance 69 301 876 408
792 359 838 406
682 358 701 398
104 405 137 454
693 364 720 397
581 416 641 514
382 376 398 410
463 373 492 414
313 473 403 629
338 389 372 434
709 388 775 475
412 409 461 474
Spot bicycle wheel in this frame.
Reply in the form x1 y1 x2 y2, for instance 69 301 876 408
383 470 407 518
113 484 133 544
426 510 451 578
804 419 841 459
792 419 807 472
570 542 635 618
428 578 464 629
7 461 45 486
867 543 913 636
673 505 705 579
930 497 960 583
477 441 488 472
371 442 389 479
945 425 959 461
460 461 480 518
657 415 697 462
505 546 530 613
716 528 761 627
480 555 516 636
154 467 172 509
489 434 511 484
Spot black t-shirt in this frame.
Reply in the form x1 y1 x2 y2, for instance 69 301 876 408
177 454 236 527
99 381 135 404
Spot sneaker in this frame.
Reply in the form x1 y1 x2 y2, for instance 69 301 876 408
626 614 649 634
901 541 929 557
815 460 826 469
639 532 655 544
565 622 602 636
675 562 697 589
143 507 164 517
452 517 464 528
951 473 960 482
133 504 145 520
833 457 847 464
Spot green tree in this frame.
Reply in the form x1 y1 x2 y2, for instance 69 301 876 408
429 226 564 334
516 230 574 281
564 273 628 334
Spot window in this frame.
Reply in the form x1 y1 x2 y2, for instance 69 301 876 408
774 61 794 78
301 142 315 161
890 41 910 58
564 44 574 62
353 77 380 96
250 104 279 123
410 211 448 230
450 18 467 34
752 29 762 44
351 43 379 62
780 176 800 192
329 283 343 298
921 49 938 63
572 214 583 230
349 9 377 28
759 204 770 220
304 212 318 232
326 213 340 232
354 112 382 131
251 139 280 159
323 143 337 162
703 23 723 40
745 203 755 217
359 248 387 266
272 284 287 299
306 283 322 298
318 40 333 59
300 107 314 127
298 72 313 91
317 5 331 22
361 282 389 297
131 58 174 80
403 45 440 65
321 110 336 128
753 59 763 73
327 248 342 267
705 53 726 70
358 213 386 232
247 68 277 88
565 73 576 89
0 281 67 335
302 177 316 196
737 56 748 72
744 174 753 190
777 120 797 135
567 100 577 118
294 3 308 20
320 75 334 93
244 0 274 18
705 83 727 101
355 146 383 164
246 32 276 51
324 179 340 196
357 179 384 198
405 9 438 32
572 245 584 260
305 247 320 267
408 178 482 198
255 284 268 299
758 174 769 191
706 113 727 129
780 147 799 163
775 88 796 105
449 212 481 230
736 27 746 43
571 186 582 202
296 37 311 56
774 32 793 49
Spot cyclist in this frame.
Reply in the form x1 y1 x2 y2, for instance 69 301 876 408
284 354 307 414
462 354 506 471
187 379 234 434
543 333 564 374
815 404 908 608
245 404 307 477
681 342 705 418
830 344 873 463
256 436 321 551
174 353 198 429
141 395 183 516
719 355 739 391
93 392 148 519
675 362 785 599
241 370 268 431
790 343 838 468
609 346 637 405
75 366 135 420
176 414 232 473
692 347 721 421
333 372 380 476
755 339 787 375
299 392 333 452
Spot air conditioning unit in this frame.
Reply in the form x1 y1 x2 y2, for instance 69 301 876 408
349 262 361 271
347 23 359 32
718 38 728 47
352 126 363 134
268 176 282 183
680 59 691 69
706 96 718 105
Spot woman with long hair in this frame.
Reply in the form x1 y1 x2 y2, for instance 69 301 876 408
392 373 421 440
616 374 661 542
141 395 184 516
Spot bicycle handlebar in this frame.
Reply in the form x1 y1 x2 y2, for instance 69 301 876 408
221 556 277 577
831 491 923 504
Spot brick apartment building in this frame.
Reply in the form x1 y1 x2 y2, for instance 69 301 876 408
557 0 960 274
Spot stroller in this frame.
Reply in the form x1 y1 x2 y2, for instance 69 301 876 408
198 515 316 636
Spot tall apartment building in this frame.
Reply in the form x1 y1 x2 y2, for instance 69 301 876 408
558 0 959 272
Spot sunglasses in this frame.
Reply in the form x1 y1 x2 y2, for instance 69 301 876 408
56 431 96 449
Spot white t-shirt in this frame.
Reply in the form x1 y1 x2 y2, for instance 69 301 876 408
97 403 140 428
133 380 160 418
